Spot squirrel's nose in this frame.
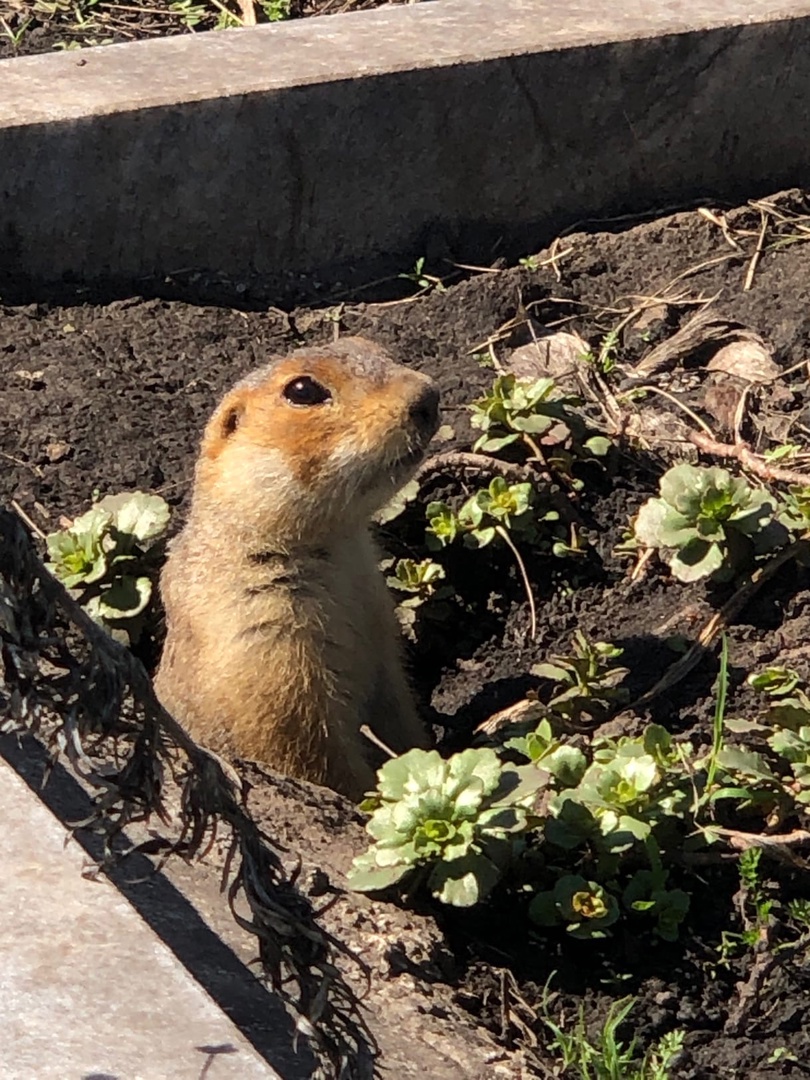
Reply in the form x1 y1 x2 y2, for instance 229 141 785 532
407 382 440 441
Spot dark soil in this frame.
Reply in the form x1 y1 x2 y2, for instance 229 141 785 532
4 190 810 1077
0 0 429 60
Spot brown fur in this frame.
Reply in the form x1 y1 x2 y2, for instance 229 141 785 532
154 338 440 800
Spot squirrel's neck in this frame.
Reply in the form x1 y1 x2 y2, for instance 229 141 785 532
180 504 368 569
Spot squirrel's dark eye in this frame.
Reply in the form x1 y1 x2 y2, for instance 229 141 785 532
282 376 332 407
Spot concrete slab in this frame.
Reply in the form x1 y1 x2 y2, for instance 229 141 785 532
0 754 279 1080
1 0 810 285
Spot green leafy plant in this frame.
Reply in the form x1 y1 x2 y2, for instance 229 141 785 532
347 747 546 906
787 897 810 930
427 477 538 549
778 484 810 533
528 631 629 728
716 847 773 962
538 989 684 1080
633 463 787 582
0 13 32 47
764 442 802 463
426 478 553 637
426 478 548 551
470 374 576 455
350 643 810 952
514 707 693 941
530 875 619 939
581 328 621 376
388 557 448 601
721 666 810 808
259 0 291 18
622 864 690 943
387 558 453 639
45 491 170 644
169 0 208 27
468 373 611 501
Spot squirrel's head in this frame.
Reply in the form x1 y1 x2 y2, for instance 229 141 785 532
194 337 440 544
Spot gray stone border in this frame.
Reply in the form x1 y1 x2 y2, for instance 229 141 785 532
1 0 809 286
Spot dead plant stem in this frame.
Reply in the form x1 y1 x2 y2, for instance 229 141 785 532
494 525 537 641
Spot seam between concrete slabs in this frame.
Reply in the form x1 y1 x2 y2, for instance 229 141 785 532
1 0 809 126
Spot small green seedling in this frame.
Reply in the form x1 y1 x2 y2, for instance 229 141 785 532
623 866 690 943
764 442 802 463
169 0 208 26
633 463 786 582
581 328 621 376
0 14 32 47
388 558 448 601
743 665 810 804
458 477 536 546
398 256 446 295
779 484 810 533
767 1048 800 1066
46 491 170 644
716 847 772 962
529 631 629 727
348 747 546 906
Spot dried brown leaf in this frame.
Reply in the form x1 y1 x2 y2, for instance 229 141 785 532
504 331 590 392
633 308 770 378
706 339 779 383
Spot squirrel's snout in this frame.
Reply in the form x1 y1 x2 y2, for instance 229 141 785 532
407 382 441 443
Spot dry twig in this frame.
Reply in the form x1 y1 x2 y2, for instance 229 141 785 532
689 431 810 487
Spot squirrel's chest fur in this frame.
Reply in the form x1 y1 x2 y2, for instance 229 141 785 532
155 527 406 794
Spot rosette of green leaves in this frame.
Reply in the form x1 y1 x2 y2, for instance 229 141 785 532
634 463 786 582
348 747 546 906
458 478 535 546
543 726 690 856
530 875 619 939
470 374 575 453
506 719 587 787
46 491 170 642
46 506 113 589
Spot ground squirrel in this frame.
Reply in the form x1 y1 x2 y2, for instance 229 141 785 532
154 337 439 800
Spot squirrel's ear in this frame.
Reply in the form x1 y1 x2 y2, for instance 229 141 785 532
202 392 247 458
220 401 245 438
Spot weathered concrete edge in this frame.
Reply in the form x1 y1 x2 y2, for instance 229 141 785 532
0 748 281 1080
0 0 805 126
3 0 810 288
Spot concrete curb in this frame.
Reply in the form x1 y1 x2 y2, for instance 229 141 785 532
1 0 810 286
0 749 280 1080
